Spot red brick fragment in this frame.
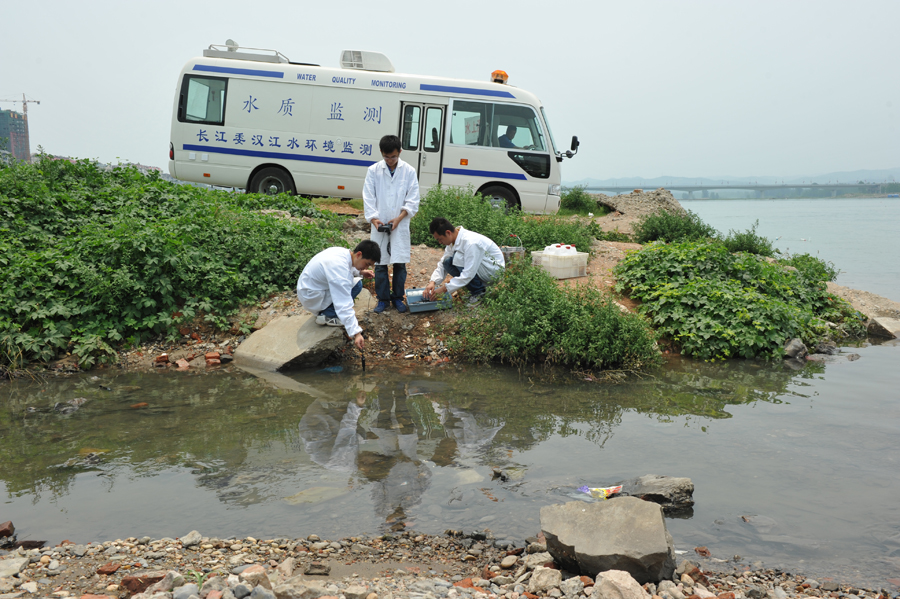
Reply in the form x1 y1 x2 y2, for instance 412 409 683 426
81 595 117 599
121 572 166 595
694 546 711 557
206 591 223 599
580 576 594 587
205 351 220 360
97 563 120 575
524 593 540 599
506 547 524 556
0 520 13 537
176 359 190 369
686 566 710 587
155 353 169 363
454 579 474 589
131 402 149 409
206 358 221 366
191 333 202 341
717 593 736 599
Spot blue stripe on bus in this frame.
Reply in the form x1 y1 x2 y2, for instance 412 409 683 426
442 167 527 181
419 84 515 98
182 144 376 167
193 64 284 78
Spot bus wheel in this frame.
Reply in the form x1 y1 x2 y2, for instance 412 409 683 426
481 186 519 212
248 167 296 195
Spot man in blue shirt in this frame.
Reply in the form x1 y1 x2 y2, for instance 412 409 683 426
498 126 518 148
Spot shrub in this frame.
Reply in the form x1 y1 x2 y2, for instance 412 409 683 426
0 156 345 368
411 185 595 252
632 209 718 244
720 220 774 256
779 253 839 282
614 240 865 360
450 260 661 373
560 185 596 213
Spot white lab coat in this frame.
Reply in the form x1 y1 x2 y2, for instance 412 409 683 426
362 158 420 265
430 227 506 293
296 247 362 337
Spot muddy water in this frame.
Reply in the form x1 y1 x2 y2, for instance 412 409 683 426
2 344 900 587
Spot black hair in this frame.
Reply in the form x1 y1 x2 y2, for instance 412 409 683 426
354 239 382 263
506 125 517 134
379 135 402 155
429 217 455 236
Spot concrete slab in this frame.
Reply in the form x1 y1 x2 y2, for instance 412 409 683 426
234 289 373 371
868 317 900 339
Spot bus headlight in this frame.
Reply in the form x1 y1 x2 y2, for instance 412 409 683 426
549 184 560 196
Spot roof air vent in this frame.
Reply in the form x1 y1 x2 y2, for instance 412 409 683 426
340 50 395 73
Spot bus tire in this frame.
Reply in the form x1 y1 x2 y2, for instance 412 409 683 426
248 167 296 196
480 185 520 212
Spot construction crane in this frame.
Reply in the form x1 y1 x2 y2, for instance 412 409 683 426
0 93 41 117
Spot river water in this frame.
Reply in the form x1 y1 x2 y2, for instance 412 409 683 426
2 198 899 588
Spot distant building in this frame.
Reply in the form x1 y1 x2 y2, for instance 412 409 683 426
0 109 30 162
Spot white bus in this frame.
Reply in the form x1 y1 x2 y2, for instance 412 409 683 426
168 43 579 213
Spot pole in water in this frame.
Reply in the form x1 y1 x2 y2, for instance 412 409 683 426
361 352 366 372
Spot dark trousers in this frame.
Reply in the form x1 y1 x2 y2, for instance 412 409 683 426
375 264 407 302
321 279 363 317
442 257 486 296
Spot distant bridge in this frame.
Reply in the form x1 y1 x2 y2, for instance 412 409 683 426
583 182 885 196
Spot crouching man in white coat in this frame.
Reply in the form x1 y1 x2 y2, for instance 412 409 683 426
423 217 505 304
296 240 380 351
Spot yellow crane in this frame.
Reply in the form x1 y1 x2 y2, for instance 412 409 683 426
0 93 41 117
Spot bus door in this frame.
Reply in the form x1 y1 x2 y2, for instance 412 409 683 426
400 103 445 188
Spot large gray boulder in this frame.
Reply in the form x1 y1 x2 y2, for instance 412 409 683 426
868 317 900 339
235 289 373 371
613 474 694 515
541 496 675 583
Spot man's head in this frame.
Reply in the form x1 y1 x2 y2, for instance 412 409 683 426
429 217 457 246
504 125 517 139
352 239 381 270
379 135 402 169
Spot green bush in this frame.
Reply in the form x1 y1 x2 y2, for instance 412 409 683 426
779 253 839 282
411 185 595 252
614 240 865 360
720 220 774 256
632 209 718 244
560 185 596 213
450 260 661 373
0 156 345 368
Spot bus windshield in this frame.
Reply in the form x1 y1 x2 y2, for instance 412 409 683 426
540 106 558 155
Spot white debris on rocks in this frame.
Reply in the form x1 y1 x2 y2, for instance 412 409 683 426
593 189 686 219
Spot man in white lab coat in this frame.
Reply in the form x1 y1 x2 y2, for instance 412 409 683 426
296 240 379 351
363 135 420 314
423 217 505 303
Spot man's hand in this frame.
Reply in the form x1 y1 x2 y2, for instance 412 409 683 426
353 333 365 351
423 281 436 301
390 216 404 230
371 218 384 229
361 269 375 279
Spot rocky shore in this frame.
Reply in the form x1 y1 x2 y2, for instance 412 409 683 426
1 530 896 599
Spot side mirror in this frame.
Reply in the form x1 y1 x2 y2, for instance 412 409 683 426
564 135 580 158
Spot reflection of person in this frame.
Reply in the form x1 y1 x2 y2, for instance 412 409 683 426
297 397 367 472
296 241 379 350
430 402 504 465
358 382 431 527
363 135 421 314
498 125 517 148
424 217 505 302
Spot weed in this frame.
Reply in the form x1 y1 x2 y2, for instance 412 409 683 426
632 209 718 244
450 260 661 374
559 185 597 214
0 156 345 369
720 220 775 256
778 252 840 282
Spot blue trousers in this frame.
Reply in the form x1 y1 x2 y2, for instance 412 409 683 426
374 264 407 302
442 257 486 296
321 279 363 317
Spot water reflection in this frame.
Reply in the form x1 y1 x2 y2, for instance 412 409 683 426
296 377 504 529
1 349 897 588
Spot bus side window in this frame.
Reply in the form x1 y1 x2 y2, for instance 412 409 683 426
424 107 442 152
402 105 421 151
179 75 227 125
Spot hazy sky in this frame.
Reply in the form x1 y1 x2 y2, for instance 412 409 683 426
2 0 897 181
